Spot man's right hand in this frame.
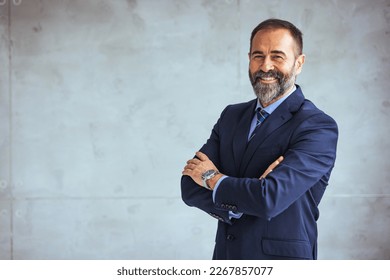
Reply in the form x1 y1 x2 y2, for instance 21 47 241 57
259 156 284 179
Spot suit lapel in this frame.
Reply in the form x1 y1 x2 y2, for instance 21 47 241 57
238 87 305 175
232 100 257 173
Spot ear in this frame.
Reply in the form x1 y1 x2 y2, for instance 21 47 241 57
295 54 305 75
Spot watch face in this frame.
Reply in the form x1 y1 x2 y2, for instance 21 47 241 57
202 170 216 180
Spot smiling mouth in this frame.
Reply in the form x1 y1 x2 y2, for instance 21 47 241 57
258 77 277 83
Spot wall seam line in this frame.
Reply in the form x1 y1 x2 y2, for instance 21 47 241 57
8 1 14 260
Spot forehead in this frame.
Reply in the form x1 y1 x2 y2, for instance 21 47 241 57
251 28 297 55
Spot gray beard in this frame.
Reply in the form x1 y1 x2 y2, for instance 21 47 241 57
250 68 296 105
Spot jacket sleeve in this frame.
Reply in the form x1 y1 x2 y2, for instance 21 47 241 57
213 113 338 221
181 106 233 224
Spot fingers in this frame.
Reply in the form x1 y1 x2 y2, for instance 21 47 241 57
182 162 197 176
182 151 215 179
259 155 284 179
182 156 204 175
269 156 284 170
195 151 209 161
183 161 199 171
186 158 201 165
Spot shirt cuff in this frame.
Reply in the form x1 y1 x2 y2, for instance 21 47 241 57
212 175 227 203
229 211 243 219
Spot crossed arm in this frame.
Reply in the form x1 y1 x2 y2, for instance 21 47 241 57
181 111 338 222
182 151 284 190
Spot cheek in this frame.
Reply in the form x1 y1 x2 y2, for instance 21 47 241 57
249 62 259 74
249 59 260 68
279 62 296 75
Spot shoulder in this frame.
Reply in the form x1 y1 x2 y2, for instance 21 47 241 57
290 98 339 143
291 86 337 127
300 99 337 126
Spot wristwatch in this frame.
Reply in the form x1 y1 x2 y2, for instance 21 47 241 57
201 170 219 190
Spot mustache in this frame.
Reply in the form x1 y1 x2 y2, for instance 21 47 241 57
253 70 283 81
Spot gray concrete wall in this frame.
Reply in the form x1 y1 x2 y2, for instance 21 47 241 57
0 0 389 259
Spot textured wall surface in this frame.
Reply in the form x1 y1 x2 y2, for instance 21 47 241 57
0 0 389 259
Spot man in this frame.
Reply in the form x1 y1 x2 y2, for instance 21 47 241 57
181 19 338 260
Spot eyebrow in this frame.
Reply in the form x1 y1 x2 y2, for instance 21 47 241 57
251 50 287 56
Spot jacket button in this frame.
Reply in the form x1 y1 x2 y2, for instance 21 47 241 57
226 234 235 241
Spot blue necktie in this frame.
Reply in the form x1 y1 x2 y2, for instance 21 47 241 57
248 108 269 141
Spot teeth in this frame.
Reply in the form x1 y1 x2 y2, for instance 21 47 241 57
261 77 276 80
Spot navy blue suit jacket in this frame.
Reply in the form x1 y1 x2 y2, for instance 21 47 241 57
181 86 338 259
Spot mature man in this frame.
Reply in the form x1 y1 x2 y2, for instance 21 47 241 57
181 19 338 259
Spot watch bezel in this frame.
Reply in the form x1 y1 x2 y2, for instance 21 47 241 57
201 170 219 190
202 170 217 180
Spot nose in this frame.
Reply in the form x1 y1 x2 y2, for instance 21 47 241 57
259 56 274 72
